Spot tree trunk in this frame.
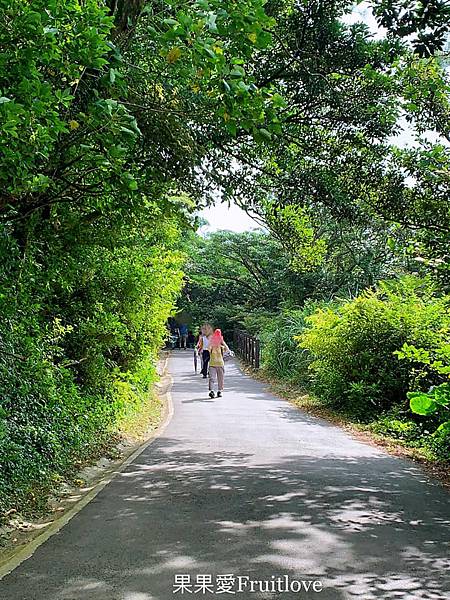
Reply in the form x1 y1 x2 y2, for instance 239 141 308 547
107 0 147 35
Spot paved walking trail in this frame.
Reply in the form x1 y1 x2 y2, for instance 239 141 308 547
1 352 449 599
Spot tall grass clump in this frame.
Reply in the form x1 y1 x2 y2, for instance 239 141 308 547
260 304 319 384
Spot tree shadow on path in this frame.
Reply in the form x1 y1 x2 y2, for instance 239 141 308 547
2 437 449 600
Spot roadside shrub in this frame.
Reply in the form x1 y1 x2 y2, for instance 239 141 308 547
427 427 450 461
370 408 449 461
397 328 450 461
242 310 277 338
299 276 450 419
260 304 321 384
370 409 423 443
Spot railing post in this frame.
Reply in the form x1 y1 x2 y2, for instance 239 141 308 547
233 329 261 369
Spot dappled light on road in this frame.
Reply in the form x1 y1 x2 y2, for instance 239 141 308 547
1 353 449 599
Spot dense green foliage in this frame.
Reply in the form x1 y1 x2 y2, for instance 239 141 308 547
185 225 449 462
0 200 185 517
181 230 309 336
300 278 448 413
370 0 450 56
258 307 317 385
1 0 449 520
0 0 284 519
181 220 408 336
203 0 450 280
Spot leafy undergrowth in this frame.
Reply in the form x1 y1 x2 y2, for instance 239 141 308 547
254 278 450 472
0 388 163 530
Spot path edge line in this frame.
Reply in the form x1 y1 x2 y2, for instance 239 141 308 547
0 369 174 581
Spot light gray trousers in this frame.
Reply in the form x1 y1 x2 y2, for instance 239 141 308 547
209 366 224 391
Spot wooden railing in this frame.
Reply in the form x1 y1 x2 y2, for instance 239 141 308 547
233 329 261 369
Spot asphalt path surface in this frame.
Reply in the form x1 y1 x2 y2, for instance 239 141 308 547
1 351 449 600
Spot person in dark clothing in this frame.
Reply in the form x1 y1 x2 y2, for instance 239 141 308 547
187 330 196 348
179 323 188 349
197 323 213 378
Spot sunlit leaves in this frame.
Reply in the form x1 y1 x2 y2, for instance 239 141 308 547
166 46 183 63
0 0 114 198
134 0 282 138
264 203 327 271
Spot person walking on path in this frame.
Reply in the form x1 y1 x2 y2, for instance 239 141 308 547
179 323 189 349
198 323 213 378
208 328 230 398
187 330 196 348
194 329 203 373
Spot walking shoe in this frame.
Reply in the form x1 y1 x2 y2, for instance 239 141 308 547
209 390 215 399
217 391 222 397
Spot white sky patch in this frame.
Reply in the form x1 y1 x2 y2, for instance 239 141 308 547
341 1 385 39
199 201 259 234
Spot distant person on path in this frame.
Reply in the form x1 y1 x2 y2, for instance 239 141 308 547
179 323 189 349
208 328 230 398
187 330 196 348
170 324 180 349
198 323 213 378
195 329 203 373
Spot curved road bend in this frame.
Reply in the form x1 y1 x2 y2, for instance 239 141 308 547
1 351 449 599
